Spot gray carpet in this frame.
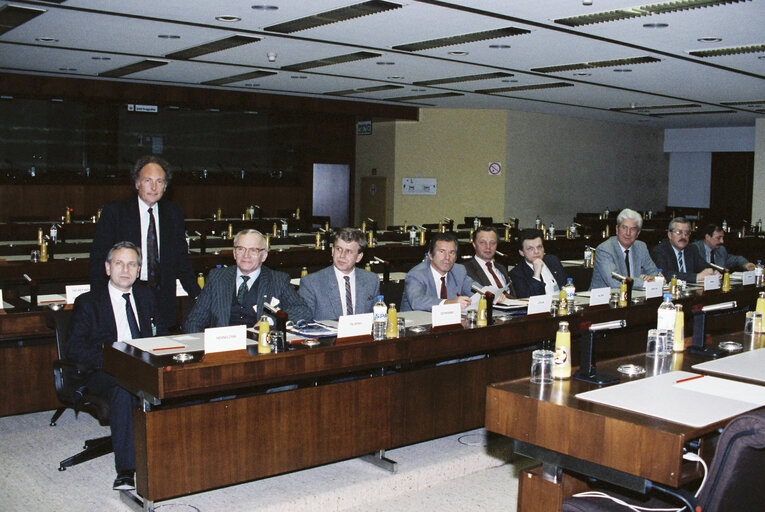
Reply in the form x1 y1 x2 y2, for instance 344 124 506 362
1 410 529 512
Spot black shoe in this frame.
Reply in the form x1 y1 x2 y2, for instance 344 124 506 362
113 470 135 491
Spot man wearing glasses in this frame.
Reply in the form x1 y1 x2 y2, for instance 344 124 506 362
590 208 659 289
299 228 380 321
651 217 717 283
183 229 311 333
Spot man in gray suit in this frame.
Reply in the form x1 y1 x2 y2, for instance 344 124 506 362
692 224 755 271
401 231 477 312
299 228 380 321
184 229 311 333
590 208 658 289
464 226 516 298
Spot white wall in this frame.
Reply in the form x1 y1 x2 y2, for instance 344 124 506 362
667 153 711 208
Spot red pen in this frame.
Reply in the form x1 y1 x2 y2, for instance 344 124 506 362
675 374 704 384
153 346 186 351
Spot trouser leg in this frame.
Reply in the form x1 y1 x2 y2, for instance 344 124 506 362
86 370 136 472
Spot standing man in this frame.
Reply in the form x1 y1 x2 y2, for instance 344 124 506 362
590 208 658 289
90 155 200 329
66 241 167 491
652 217 717 283
692 224 756 271
401 232 476 312
299 228 380 321
509 229 568 298
464 226 517 298
184 229 311 333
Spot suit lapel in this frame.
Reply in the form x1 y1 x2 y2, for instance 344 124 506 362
125 198 142 246
329 269 345 318
95 286 118 340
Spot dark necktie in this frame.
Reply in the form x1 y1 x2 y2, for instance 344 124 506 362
440 276 447 299
237 275 250 305
486 261 503 288
708 249 715 265
344 275 353 316
624 249 631 277
146 207 160 288
122 293 141 339
678 251 686 273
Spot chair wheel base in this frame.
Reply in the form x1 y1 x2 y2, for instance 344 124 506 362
58 466 66 472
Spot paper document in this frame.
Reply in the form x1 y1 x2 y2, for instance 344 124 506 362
21 294 66 305
124 334 201 354
692 349 765 384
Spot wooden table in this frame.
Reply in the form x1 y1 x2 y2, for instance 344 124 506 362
485 331 765 512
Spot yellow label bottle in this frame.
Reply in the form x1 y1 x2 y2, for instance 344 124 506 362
40 241 48 262
65 208 71 223
673 304 685 351
264 234 271 251
386 303 398 338
301 267 308 277
722 271 731 292
216 208 222 221
618 282 628 307
504 227 510 241
477 295 488 327
553 321 571 379
258 315 271 354
365 263 372 272
361 220 366 233
37 228 43 245
756 292 765 316
272 223 278 237
367 231 374 247
315 233 321 249
670 275 678 299
295 207 300 220
197 273 205 289
419 230 426 246
557 289 568 315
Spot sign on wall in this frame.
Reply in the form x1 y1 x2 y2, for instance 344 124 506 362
488 162 502 176
402 177 437 195
357 120 372 135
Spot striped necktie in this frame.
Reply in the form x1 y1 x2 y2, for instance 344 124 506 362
344 276 353 315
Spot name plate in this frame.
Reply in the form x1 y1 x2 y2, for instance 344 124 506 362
0 289 3 309
337 313 373 339
176 279 189 297
644 280 663 299
704 274 720 291
742 271 755 286
66 284 90 304
589 287 611 306
204 324 246 354
527 294 552 315
431 303 461 327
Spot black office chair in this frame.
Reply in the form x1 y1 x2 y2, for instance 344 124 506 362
562 407 765 512
46 307 113 471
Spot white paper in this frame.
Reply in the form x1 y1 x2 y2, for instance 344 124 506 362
0 289 3 309
337 312 373 339
175 279 188 297
527 294 552 315
204 324 247 354
742 271 755 286
703 274 720 291
692 349 765 384
644 280 663 299
589 287 611 306
21 294 66 305
123 334 202 354
468 284 504 309
431 303 461 326
65 284 90 304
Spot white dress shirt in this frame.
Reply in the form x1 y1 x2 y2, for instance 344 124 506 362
137 196 161 281
333 266 356 315
474 256 505 288
108 282 140 342
526 260 558 295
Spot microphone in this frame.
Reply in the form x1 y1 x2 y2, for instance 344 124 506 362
709 262 726 272
495 250 507 258
702 301 736 312
23 273 37 286
373 256 389 265
470 283 484 295
611 272 633 284
586 320 626 332
194 231 202 237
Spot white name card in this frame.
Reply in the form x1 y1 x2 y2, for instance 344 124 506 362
431 303 461 327
527 294 552 315
644 280 663 299
0 289 3 309
742 271 755 286
589 287 611 306
204 324 246 354
337 313 373 339
65 284 90 304
704 274 720 291
176 279 188 297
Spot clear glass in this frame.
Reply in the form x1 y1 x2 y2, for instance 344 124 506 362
646 329 672 357
530 349 554 384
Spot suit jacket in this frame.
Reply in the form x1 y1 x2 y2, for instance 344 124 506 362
65 283 166 370
299 265 380 321
89 196 201 328
184 265 312 333
400 258 477 312
651 239 711 283
691 240 750 271
590 237 658 290
464 257 517 297
508 255 568 298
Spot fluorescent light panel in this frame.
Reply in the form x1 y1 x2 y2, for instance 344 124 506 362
413 72 514 87
532 56 660 73
282 51 382 71
264 0 402 33
476 82 574 93
202 70 277 86
394 27 529 52
99 59 168 78
555 0 749 27
165 35 261 60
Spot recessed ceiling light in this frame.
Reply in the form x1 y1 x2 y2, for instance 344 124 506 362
167 106 180 110
207 108 220 112
244 83 260 87
697 37 722 42
290 75 307 79
501 79 518 83
613 69 632 72
215 15 242 22
387 76 404 79
489 44 511 49
158 34 181 39
252 5 278 10
58 67 77 72
91 56 111 61
1 95 14 100
449 51 469 56
643 23 668 28
50 98 64 102
376 61 395 65
411 88 426 92
574 72 591 76
35 36 58 42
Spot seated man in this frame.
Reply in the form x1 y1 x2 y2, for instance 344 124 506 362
299 228 380 321
401 231 476 311
66 241 167 491
184 229 312 332
590 208 658 289
464 226 517 298
652 217 717 284
509 229 568 298
692 224 756 271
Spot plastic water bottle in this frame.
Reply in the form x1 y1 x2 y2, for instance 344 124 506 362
755 260 764 287
656 293 676 352
563 278 575 304
372 295 387 340
583 245 592 268
535 215 541 229
655 268 665 288
549 222 556 239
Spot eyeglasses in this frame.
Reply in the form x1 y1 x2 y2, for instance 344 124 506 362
618 225 640 234
234 246 266 256
670 230 690 236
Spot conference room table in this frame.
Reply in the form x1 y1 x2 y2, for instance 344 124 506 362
100 285 760 510
485 330 765 512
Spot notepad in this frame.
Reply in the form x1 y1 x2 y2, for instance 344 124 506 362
692 349 765 384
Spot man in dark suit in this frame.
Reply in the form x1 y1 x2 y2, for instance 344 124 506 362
509 229 568 298
184 229 312 333
692 224 755 271
66 241 167 491
652 217 717 284
90 155 200 329
401 231 477 312
464 226 516 298
299 228 380 321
